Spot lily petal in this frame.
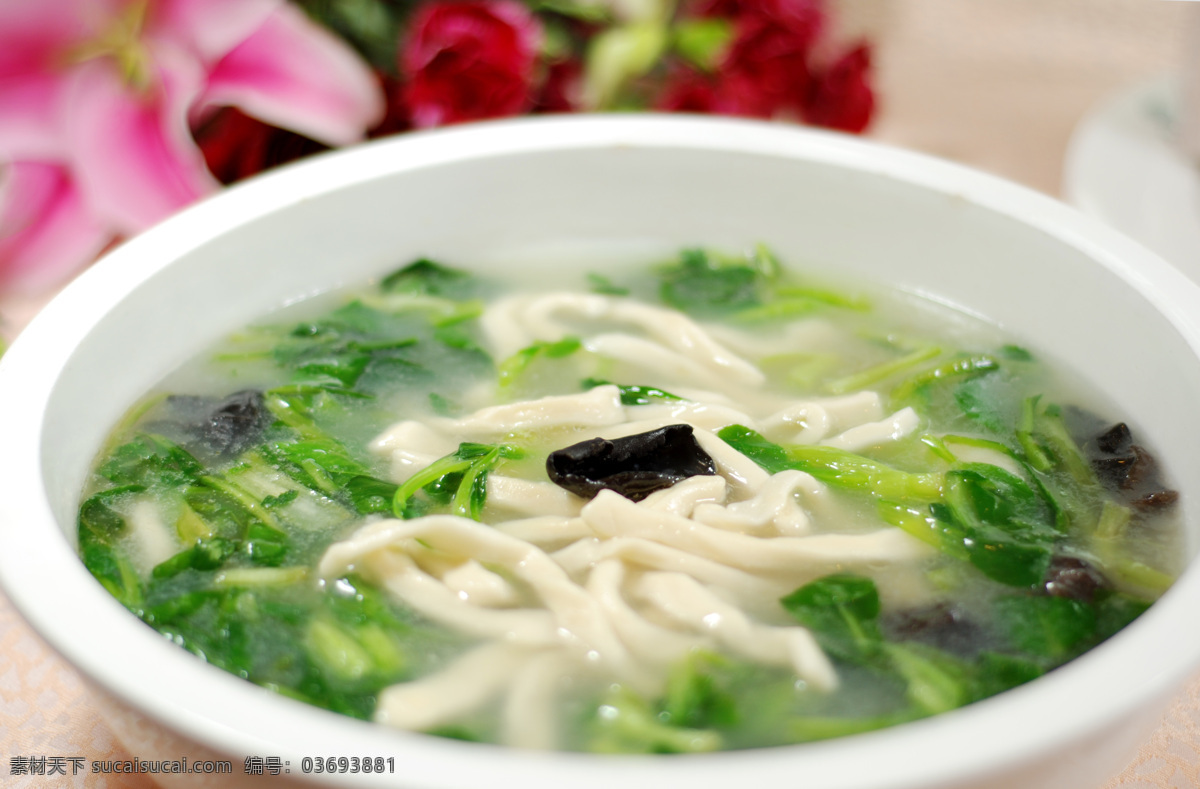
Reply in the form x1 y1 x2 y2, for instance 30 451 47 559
199 4 384 146
0 0 108 70
68 55 218 235
0 0 113 160
150 0 281 65
0 73 71 160
0 161 111 294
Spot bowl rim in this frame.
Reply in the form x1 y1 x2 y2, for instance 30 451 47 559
3 113 1200 788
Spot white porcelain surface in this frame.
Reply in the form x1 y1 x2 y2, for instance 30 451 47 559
1064 78 1200 284
3 115 1200 789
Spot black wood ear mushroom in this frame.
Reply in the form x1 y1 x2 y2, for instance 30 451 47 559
546 423 717 502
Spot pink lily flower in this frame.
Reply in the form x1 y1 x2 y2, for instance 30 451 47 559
0 0 384 295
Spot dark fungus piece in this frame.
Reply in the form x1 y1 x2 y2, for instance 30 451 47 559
1095 422 1133 455
1086 423 1179 509
1092 445 1154 492
165 389 272 458
1132 489 1180 513
204 390 272 455
546 424 717 502
881 604 990 659
1042 555 1109 603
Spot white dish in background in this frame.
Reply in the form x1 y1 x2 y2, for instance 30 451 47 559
2 115 1200 789
1064 78 1200 283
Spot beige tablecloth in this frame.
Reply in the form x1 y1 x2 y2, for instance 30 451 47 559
2 1 1197 786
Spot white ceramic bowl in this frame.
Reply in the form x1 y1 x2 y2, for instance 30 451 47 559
3 115 1200 789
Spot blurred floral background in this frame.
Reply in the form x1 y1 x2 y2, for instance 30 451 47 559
0 0 875 305
0 0 1190 346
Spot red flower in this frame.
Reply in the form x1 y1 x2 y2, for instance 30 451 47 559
195 108 328 185
656 67 742 115
535 58 583 113
682 0 826 118
370 75 415 138
804 44 875 133
400 1 543 128
694 0 824 33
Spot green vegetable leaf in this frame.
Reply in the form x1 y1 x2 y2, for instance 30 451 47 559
715 425 792 474
78 485 144 540
994 595 1097 662
268 438 368 487
876 500 967 559
658 249 764 317
380 258 474 299
1035 403 1096 486
424 726 483 742
954 376 1017 436
392 443 521 521
497 337 582 387
453 462 491 521
883 642 973 715
1093 592 1152 641
183 486 256 538
262 490 299 510
588 686 723 754
1000 344 1034 362
944 464 1054 533
891 354 1000 405
942 464 1057 587
786 445 944 500
272 301 424 392
343 475 399 515
972 651 1045 697
787 710 918 743
260 436 396 518
142 573 424 720
199 475 282 531
781 574 885 666
245 522 289 566
80 540 143 611
826 346 941 396
582 378 683 406
152 537 238 579
306 616 374 682
98 434 203 488
586 273 630 296
718 425 943 499
663 651 739 729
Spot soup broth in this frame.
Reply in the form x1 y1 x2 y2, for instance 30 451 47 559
77 247 1179 751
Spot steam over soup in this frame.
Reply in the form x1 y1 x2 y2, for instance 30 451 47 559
78 248 1179 751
